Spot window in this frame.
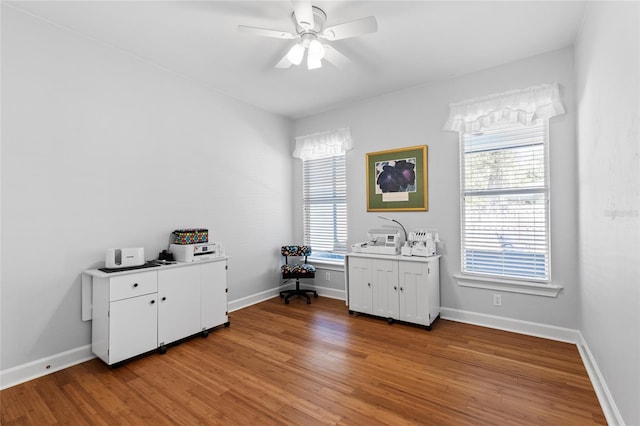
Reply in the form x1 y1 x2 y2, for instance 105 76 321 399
460 120 550 282
303 154 347 262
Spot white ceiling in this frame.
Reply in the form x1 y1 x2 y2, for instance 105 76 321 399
7 1 586 119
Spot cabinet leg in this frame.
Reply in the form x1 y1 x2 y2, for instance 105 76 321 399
425 314 439 331
348 310 354 315
387 318 394 324
224 321 231 328
201 329 209 338
158 345 167 354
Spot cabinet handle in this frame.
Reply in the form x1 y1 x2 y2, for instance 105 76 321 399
133 283 139 288
367 283 371 287
400 287 404 292
150 300 155 304
162 297 167 301
393 286 397 291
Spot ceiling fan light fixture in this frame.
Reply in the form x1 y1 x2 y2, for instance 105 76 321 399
308 39 325 61
306 39 324 69
286 43 305 65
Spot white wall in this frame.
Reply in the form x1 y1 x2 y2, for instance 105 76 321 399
575 2 640 425
293 47 579 329
1 6 292 371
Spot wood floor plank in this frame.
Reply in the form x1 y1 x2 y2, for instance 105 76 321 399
1 296 605 425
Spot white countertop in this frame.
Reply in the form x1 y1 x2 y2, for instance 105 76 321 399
83 256 229 278
346 252 440 262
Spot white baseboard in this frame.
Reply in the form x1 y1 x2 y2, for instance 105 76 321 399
440 307 581 343
0 344 95 390
576 333 624 426
227 287 283 312
228 284 345 312
310 285 346 301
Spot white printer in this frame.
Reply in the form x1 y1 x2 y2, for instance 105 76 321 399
170 242 224 262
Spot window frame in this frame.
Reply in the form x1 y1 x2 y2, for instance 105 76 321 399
302 154 347 265
454 119 562 297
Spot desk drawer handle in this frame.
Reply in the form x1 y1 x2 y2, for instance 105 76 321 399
133 283 139 288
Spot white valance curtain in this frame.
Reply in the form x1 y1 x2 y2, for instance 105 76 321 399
443 83 565 134
293 127 353 160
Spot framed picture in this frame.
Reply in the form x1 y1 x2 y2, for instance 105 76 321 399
366 145 428 211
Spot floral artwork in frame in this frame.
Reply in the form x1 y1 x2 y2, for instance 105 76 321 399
366 145 428 211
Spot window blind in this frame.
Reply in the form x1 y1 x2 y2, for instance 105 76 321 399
461 120 550 281
303 155 347 259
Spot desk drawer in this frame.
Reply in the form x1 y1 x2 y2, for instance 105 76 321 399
110 271 158 302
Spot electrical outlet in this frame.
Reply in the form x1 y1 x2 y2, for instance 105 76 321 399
325 271 330 281
493 294 502 307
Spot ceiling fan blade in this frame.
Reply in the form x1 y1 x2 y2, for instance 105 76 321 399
322 44 351 68
291 0 314 30
321 16 378 41
237 25 296 40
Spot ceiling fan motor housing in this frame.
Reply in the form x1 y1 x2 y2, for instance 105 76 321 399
292 6 326 35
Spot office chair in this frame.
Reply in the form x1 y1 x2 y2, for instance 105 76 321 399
280 245 317 304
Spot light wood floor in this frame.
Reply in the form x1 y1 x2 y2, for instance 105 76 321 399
1 296 605 425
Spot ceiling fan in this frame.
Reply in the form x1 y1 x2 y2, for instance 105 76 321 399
237 0 378 70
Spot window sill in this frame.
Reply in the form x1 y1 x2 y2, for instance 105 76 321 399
309 258 345 271
453 273 563 297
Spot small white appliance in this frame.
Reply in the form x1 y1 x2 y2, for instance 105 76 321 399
170 242 224 262
407 230 439 257
351 228 401 255
105 248 145 268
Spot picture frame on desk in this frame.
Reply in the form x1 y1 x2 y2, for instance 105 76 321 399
366 145 428 211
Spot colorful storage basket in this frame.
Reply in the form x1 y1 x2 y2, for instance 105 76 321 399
172 229 208 245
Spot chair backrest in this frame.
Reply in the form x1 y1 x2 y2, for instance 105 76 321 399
281 245 311 264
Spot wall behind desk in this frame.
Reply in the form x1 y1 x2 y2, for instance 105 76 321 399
1 6 292 372
293 47 579 330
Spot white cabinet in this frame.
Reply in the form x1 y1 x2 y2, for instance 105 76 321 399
201 260 228 331
158 266 201 348
346 254 440 330
398 259 440 326
108 293 158 364
91 270 159 365
86 258 229 365
345 256 374 315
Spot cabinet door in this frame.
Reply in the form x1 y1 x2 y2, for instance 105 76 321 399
109 293 158 364
398 261 429 325
371 259 399 319
158 266 201 345
426 260 440 322
348 257 373 314
201 260 228 330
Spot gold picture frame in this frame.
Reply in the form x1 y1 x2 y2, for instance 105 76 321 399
366 145 428 211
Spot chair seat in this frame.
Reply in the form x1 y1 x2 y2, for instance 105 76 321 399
281 263 316 276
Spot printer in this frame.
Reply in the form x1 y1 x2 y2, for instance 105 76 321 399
170 242 224 262
351 228 401 255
